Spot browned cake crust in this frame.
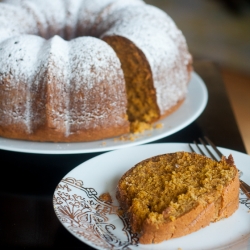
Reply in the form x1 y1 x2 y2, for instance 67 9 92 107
116 152 239 244
0 124 129 142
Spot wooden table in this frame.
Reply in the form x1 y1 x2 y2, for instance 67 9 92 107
0 61 247 249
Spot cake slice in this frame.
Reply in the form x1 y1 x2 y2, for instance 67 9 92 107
116 151 239 244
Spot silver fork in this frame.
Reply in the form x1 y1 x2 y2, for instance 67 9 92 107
189 136 250 199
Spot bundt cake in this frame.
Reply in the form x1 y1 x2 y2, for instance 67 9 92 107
0 0 192 142
116 152 239 244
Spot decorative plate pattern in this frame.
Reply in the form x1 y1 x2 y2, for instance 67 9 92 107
53 143 250 250
239 193 250 210
54 177 139 250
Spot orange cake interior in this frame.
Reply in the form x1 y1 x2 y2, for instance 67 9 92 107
103 36 160 132
116 152 239 244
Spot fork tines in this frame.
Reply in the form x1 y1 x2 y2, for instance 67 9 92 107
189 136 250 200
189 136 222 161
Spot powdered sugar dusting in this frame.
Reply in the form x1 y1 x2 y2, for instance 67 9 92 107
93 0 145 36
76 0 117 36
68 36 127 131
0 0 192 140
0 33 128 137
0 35 45 133
64 0 83 40
34 35 71 135
3 0 72 39
29 0 66 38
21 0 67 38
0 3 38 42
100 3 192 114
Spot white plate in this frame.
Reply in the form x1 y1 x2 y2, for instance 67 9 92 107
53 143 250 250
0 72 207 154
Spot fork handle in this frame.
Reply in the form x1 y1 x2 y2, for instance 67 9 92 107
240 180 250 199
